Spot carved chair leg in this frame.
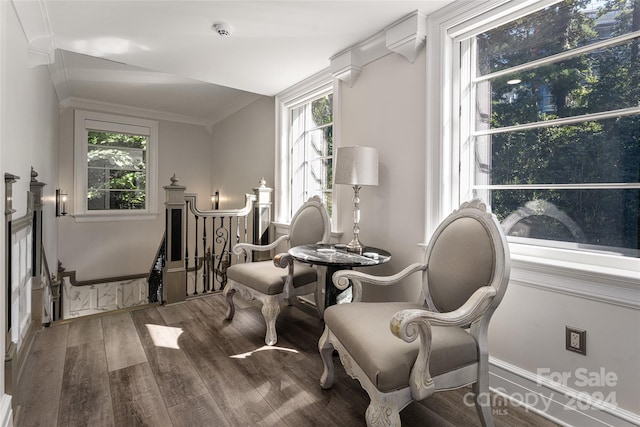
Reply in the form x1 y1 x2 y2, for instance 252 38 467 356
365 401 401 427
261 296 280 346
223 286 236 320
472 374 494 427
318 327 335 389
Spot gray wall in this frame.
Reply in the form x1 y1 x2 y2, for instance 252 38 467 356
210 96 275 210
58 109 213 279
337 50 427 302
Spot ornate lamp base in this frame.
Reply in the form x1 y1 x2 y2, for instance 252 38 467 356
346 236 364 254
346 185 365 254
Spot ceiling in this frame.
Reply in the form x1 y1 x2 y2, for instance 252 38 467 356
20 1 455 126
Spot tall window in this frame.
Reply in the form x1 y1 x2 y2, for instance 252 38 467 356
74 110 158 220
289 92 334 217
276 73 334 224
459 0 640 257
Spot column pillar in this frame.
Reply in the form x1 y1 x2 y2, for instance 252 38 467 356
29 168 45 325
162 175 187 304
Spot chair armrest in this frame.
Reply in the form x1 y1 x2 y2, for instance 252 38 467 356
273 252 294 269
233 235 290 261
332 263 427 302
273 253 297 299
392 286 497 329
388 285 497 401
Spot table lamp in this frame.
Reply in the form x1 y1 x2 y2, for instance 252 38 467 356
334 146 378 253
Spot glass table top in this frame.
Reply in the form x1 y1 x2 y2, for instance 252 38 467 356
288 243 391 267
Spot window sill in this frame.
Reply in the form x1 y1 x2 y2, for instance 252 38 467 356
71 212 159 222
509 241 639 281
508 243 639 309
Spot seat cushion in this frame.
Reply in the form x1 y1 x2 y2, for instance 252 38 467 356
226 261 317 295
324 302 478 393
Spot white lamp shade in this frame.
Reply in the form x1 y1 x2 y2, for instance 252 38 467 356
334 146 379 186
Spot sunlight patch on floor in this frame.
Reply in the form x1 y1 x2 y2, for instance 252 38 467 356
229 345 299 359
146 324 183 349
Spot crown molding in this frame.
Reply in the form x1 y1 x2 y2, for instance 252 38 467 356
11 0 56 67
329 10 427 87
48 49 70 102
59 97 215 132
385 11 427 63
276 67 332 104
329 49 363 88
27 34 55 68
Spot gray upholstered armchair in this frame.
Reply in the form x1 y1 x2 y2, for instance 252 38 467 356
318 199 510 427
224 196 331 345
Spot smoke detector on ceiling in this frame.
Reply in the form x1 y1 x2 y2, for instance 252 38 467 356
213 23 233 37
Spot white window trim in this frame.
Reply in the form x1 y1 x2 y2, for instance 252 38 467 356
425 0 639 296
275 68 338 228
73 110 159 222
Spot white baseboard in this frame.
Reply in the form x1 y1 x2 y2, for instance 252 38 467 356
0 394 12 427
489 357 640 427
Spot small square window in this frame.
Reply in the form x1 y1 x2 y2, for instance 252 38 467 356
74 110 158 221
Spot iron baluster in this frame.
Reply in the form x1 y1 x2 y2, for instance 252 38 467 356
185 200 190 297
194 214 199 295
202 216 208 292
211 218 218 291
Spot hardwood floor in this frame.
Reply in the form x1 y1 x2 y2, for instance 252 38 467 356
14 294 559 427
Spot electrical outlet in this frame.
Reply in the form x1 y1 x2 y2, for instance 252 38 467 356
566 326 586 355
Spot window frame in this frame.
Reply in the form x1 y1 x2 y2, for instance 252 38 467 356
275 69 336 227
425 0 639 287
74 110 159 222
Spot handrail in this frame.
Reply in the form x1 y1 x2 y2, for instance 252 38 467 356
184 193 256 217
8 192 34 232
58 193 254 289
59 267 148 287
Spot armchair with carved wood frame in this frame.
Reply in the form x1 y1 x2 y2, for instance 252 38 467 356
318 199 510 427
224 196 331 345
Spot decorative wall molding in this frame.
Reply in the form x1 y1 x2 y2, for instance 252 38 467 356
330 10 427 86
62 276 148 319
385 11 427 63
490 357 640 427
61 97 215 131
11 0 56 68
510 254 640 310
48 49 71 102
27 35 55 68
329 50 362 88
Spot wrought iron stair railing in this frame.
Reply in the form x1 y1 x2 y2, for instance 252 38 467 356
158 175 272 304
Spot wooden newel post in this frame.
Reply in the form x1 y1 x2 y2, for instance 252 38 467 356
163 174 187 304
30 168 46 325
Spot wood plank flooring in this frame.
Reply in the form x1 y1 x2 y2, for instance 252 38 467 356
14 294 559 427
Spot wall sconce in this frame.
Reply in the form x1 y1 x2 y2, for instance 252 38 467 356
211 190 220 210
56 189 68 217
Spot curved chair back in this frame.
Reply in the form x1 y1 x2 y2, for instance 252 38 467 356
423 199 510 315
289 196 331 248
